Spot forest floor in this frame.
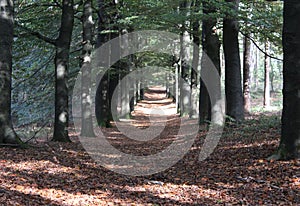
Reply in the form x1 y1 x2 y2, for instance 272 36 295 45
0 87 299 205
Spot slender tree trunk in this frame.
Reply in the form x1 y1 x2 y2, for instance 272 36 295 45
251 45 257 92
223 0 244 122
175 61 180 113
52 0 74 142
264 41 271 108
0 0 19 144
253 46 260 91
272 0 300 160
190 0 200 118
80 0 96 137
200 1 221 124
243 35 251 114
119 30 131 119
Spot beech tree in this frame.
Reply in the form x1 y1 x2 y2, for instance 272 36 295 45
243 36 251 114
223 0 244 122
0 0 19 144
271 0 300 159
179 0 192 117
80 0 96 137
263 41 271 108
199 0 221 124
52 0 74 142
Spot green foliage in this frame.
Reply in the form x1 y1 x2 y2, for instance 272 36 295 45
11 0 284 129
240 1 283 53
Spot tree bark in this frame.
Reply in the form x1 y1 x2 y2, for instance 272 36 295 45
190 0 200 118
273 0 300 160
80 0 96 137
243 35 251 114
179 0 192 117
223 0 244 122
95 0 110 127
264 41 271 108
0 0 19 144
52 0 74 142
200 1 221 124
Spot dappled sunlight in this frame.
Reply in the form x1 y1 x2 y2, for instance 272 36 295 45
115 183 237 204
1 87 299 205
1 160 81 176
6 185 110 206
220 139 278 150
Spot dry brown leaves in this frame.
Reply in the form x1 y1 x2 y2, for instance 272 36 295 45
0 88 299 205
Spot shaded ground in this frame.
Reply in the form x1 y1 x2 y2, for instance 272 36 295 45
1 87 299 205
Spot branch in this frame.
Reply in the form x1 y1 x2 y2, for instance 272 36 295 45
12 54 55 90
240 31 283 62
24 121 51 144
16 22 56 45
53 0 63 9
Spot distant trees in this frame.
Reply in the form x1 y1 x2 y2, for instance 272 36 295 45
263 41 271 108
243 36 252 114
0 0 285 145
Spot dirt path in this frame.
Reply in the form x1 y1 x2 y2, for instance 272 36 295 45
104 86 183 157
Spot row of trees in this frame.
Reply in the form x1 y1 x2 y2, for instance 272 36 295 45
0 0 298 159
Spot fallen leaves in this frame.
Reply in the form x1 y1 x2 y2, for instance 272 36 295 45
0 88 299 205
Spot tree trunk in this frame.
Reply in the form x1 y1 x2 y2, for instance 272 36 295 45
80 0 96 137
243 35 251 114
52 0 74 142
0 0 19 144
272 0 300 160
175 62 180 113
190 0 200 118
179 0 192 117
96 73 110 127
223 0 244 122
199 2 221 124
95 0 110 127
264 41 271 108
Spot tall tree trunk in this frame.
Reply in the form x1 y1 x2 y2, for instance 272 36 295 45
119 30 131 119
272 0 300 160
107 1 122 123
223 0 244 122
190 0 200 118
243 35 251 114
80 0 96 137
200 1 221 124
264 41 271 108
0 0 19 144
95 0 121 126
95 0 110 127
179 1 192 117
52 0 74 142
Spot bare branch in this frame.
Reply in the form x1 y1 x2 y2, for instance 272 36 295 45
240 31 283 62
16 22 56 45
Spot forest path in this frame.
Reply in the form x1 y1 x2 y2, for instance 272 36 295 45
102 86 183 156
129 86 177 128
1 88 295 205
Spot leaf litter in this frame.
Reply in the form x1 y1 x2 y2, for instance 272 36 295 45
0 87 299 205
